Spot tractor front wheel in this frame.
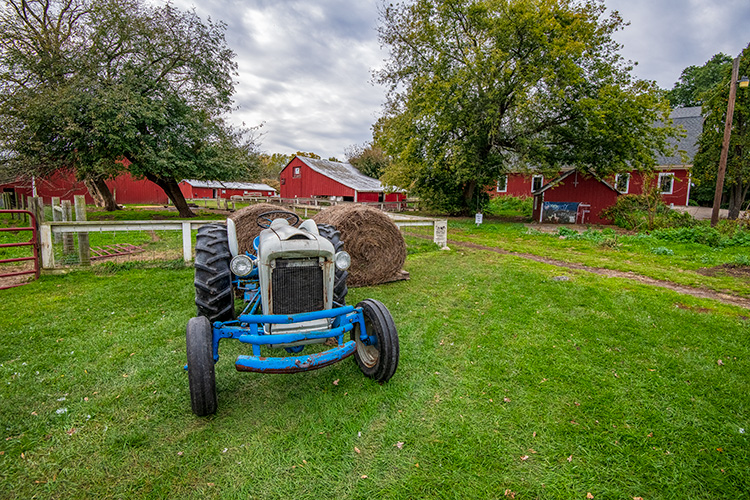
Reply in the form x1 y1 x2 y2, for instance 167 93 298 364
186 316 217 416
352 299 399 383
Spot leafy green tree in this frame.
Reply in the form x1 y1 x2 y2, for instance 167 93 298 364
693 44 750 219
375 0 676 214
345 143 390 179
0 0 252 216
295 151 321 159
667 53 732 108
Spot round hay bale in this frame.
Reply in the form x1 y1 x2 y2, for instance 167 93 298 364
228 203 297 254
313 205 406 287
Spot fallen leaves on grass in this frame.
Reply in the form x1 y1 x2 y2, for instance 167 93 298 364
360 475 368 479
354 447 361 454
504 490 516 498
567 455 573 462
333 379 339 385
395 442 404 449
520 455 529 461
717 359 724 366
587 493 594 499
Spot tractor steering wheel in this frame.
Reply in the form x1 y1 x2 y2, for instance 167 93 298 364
256 211 300 229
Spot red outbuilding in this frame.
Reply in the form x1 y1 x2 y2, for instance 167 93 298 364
531 170 620 224
1 171 169 205
179 180 277 200
279 156 405 203
491 106 701 223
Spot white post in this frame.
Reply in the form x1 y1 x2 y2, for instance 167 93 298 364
51 197 62 243
40 223 54 268
182 222 192 262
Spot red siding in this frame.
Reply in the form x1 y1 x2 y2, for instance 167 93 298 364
495 169 691 207
611 169 690 206
532 172 619 225
3 171 169 205
178 182 275 199
490 174 542 198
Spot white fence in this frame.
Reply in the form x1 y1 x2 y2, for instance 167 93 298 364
39 216 448 269
40 220 218 269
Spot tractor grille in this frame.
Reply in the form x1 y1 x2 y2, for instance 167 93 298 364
271 258 324 315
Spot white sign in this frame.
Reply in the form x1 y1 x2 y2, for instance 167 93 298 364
433 220 448 249
475 213 483 225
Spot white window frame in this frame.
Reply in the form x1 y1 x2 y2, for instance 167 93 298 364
658 172 674 195
531 175 544 193
293 166 301 177
614 173 630 194
496 175 508 193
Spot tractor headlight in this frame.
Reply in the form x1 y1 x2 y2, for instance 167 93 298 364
334 251 351 271
230 254 254 277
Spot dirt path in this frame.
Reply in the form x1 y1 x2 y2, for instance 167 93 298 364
444 238 750 311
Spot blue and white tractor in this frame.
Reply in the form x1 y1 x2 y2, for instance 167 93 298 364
186 211 399 416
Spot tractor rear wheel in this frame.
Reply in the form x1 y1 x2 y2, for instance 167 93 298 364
194 223 234 322
186 316 217 416
317 223 348 306
352 299 399 383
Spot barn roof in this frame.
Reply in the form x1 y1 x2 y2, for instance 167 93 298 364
182 180 276 192
294 156 387 192
656 106 703 166
534 169 619 196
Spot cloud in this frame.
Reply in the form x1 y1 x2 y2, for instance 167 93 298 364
607 0 750 87
173 0 750 159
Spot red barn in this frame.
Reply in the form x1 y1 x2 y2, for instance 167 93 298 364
531 170 620 224
279 156 405 203
179 180 277 199
491 106 701 214
1 171 168 205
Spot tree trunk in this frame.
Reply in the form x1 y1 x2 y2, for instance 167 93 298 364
727 182 749 220
84 178 120 211
145 174 195 217
462 180 477 214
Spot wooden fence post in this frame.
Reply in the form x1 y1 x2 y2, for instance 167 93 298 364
51 197 62 243
74 195 90 266
61 200 74 255
40 224 54 269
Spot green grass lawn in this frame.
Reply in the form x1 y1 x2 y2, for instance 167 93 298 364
420 218 750 298
1 243 748 499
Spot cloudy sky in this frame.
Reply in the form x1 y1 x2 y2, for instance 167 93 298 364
175 0 750 160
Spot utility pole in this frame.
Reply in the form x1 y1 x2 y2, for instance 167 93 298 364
711 56 740 227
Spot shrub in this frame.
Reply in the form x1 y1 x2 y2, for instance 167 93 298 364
486 196 533 219
650 222 750 248
602 194 696 230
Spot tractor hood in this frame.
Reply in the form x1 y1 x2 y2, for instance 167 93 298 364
257 218 335 267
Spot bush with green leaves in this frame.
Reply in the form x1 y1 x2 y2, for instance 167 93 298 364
602 194 696 230
486 196 533 219
651 222 750 248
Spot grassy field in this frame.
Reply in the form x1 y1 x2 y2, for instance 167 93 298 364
1 239 748 498
409 218 750 298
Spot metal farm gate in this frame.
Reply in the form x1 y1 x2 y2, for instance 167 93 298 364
0 210 40 289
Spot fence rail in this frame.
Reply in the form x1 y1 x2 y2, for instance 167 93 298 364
40 220 221 269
